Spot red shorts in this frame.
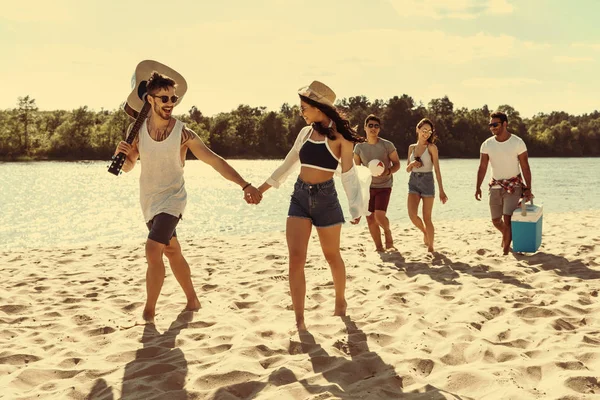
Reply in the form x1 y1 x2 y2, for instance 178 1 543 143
368 187 392 213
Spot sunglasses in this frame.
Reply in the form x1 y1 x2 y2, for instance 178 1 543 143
367 123 380 129
150 94 179 104
488 122 501 128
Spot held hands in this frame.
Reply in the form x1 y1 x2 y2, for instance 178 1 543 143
243 184 262 205
350 216 361 225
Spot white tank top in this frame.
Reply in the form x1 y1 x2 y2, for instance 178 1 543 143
410 145 433 173
138 119 187 222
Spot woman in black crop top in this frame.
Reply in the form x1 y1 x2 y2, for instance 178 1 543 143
258 81 365 331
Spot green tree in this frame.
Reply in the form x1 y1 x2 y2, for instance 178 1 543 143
16 95 38 154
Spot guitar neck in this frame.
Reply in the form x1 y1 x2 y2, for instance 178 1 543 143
107 101 151 176
125 101 151 144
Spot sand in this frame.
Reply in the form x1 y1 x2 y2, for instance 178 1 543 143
1 211 599 399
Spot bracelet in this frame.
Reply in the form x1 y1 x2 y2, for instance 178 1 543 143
242 183 251 191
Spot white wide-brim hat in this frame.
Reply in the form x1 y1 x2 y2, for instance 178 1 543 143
126 60 188 113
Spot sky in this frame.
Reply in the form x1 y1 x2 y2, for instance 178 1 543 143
2 0 600 118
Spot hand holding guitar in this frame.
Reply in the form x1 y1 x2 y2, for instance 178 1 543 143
114 141 133 156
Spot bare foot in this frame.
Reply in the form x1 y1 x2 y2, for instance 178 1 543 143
185 297 201 311
296 319 307 331
375 246 385 252
142 308 155 323
334 299 347 316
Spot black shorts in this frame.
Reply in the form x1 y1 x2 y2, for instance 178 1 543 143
146 213 181 245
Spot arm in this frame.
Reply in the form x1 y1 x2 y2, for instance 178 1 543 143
475 153 489 201
429 144 447 204
405 145 421 172
353 153 362 166
259 127 309 194
114 124 139 173
386 150 401 176
184 127 262 203
518 151 533 200
340 138 364 224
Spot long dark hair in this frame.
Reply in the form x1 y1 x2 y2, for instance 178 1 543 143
299 95 364 143
417 118 438 144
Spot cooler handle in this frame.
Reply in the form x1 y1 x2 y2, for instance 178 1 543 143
520 199 534 216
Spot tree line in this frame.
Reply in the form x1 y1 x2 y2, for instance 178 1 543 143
1 94 598 160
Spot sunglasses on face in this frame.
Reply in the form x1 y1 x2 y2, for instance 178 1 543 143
367 123 380 129
489 122 501 128
150 94 179 104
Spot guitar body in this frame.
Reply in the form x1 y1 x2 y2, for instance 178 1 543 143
108 60 187 176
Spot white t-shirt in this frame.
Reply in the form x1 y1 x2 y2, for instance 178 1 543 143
480 134 527 180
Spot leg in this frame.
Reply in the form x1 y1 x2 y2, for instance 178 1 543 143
502 214 512 255
286 217 312 331
144 239 166 322
366 188 383 251
407 193 427 245
163 237 201 311
500 187 521 255
421 197 435 252
316 224 347 317
366 213 383 251
489 189 505 248
373 210 393 249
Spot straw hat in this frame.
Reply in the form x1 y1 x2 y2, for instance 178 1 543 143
126 60 188 112
298 81 336 108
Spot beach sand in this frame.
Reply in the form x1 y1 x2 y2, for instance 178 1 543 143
1 211 599 399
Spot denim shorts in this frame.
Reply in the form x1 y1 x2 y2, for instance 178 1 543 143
408 172 435 197
288 177 345 228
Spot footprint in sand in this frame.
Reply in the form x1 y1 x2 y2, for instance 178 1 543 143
0 304 29 314
0 354 42 366
564 376 600 394
556 361 587 370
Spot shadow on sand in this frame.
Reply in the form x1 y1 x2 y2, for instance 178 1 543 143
514 251 600 280
378 250 533 289
213 316 465 399
86 311 192 400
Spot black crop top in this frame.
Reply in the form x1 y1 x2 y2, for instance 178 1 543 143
299 138 339 172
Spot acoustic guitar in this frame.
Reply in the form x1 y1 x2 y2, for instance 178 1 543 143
107 60 187 176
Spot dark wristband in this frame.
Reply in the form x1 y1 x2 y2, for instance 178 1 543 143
242 183 251 191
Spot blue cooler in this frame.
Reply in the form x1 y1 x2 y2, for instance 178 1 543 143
511 202 543 253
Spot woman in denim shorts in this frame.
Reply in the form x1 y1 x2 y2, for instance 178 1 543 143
258 81 366 330
406 118 448 252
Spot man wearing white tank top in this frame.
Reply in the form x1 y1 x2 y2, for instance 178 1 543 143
114 72 262 322
475 111 534 255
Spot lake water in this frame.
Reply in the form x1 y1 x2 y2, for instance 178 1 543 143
1 158 599 250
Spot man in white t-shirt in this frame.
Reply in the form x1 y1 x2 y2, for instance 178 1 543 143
475 111 533 255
